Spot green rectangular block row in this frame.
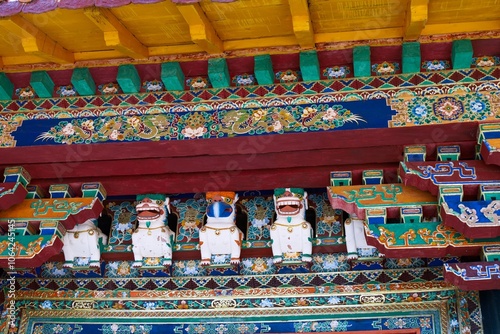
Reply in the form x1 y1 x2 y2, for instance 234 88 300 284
208 58 230 88
117 64 141 93
71 68 96 96
353 45 371 77
30 71 54 98
402 42 421 74
452 39 473 70
0 72 14 100
254 54 274 85
299 50 320 81
161 62 185 91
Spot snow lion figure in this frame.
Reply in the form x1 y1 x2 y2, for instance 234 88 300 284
132 194 175 267
199 191 243 266
270 188 313 264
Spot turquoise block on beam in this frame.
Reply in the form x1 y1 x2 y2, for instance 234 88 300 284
300 50 320 81
117 64 141 93
30 71 54 98
0 73 13 100
353 45 371 77
254 54 274 85
208 58 230 88
71 68 95 96
402 42 421 73
452 39 473 69
161 62 185 91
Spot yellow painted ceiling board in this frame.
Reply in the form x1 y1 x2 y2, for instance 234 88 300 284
20 9 110 52
110 3 193 46
204 3 294 41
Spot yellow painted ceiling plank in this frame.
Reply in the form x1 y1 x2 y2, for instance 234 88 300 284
315 27 403 44
0 16 74 64
83 7 149 59
224 36 298 51
2 55 49 67
74 50 127 62
404 0 429 41
288 0 314 49
176 4 223 54
422 21 500 36
149 44 204 56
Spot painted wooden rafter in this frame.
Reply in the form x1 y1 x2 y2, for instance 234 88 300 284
176 3 223 54
83 7 149 60
0 15 74 64
404 0 428 41
288 0 315 49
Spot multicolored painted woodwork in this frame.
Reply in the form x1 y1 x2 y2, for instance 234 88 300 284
0 186 104 229
404 145 426 162
0 166 30 211
270 188 313 267
131 194 175 268
444 261 500 290
478 123 500 166
364 220 500 258
6 270 480 334
327 183 437 221
199 192 243 269
330 171 352 186
399 160 500 197
437 145 461 161
0 182 105 268
441 197 500 238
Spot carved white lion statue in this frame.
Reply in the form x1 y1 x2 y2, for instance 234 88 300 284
199 191 243 266
270 188 313 264
62 219 107 268
344 213 378 259
132 194 175 267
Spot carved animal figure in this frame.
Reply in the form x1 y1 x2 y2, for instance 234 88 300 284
199 192 243 266
132 194 175 267
344 213 378 260
62 219 107 268
270 188 313 264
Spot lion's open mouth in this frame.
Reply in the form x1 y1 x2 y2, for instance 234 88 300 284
136 205 162 220
276 199 301 216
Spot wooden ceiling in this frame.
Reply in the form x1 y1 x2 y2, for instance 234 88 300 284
0 0 499 71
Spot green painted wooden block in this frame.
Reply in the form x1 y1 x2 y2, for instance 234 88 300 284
161 62 185 91
402 42 421 73
117 64 141 93
71 67 96 96
452 39 473 69
30 71 55 98
300 50 320 81
254 54 274 85
0 73 13 100
208 58 230 88
353 45 371 77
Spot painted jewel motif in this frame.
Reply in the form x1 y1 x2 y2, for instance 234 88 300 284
56 85 77 97
186 76 209 90
142 80 164 92
389 92 494 127
422 60 450 71
15 86 36 99
472 56 500 67
98 83 120 95
276 70 300 83
323 66 350 79
233 74 255 86
433 97 464 121
372 62 399 75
